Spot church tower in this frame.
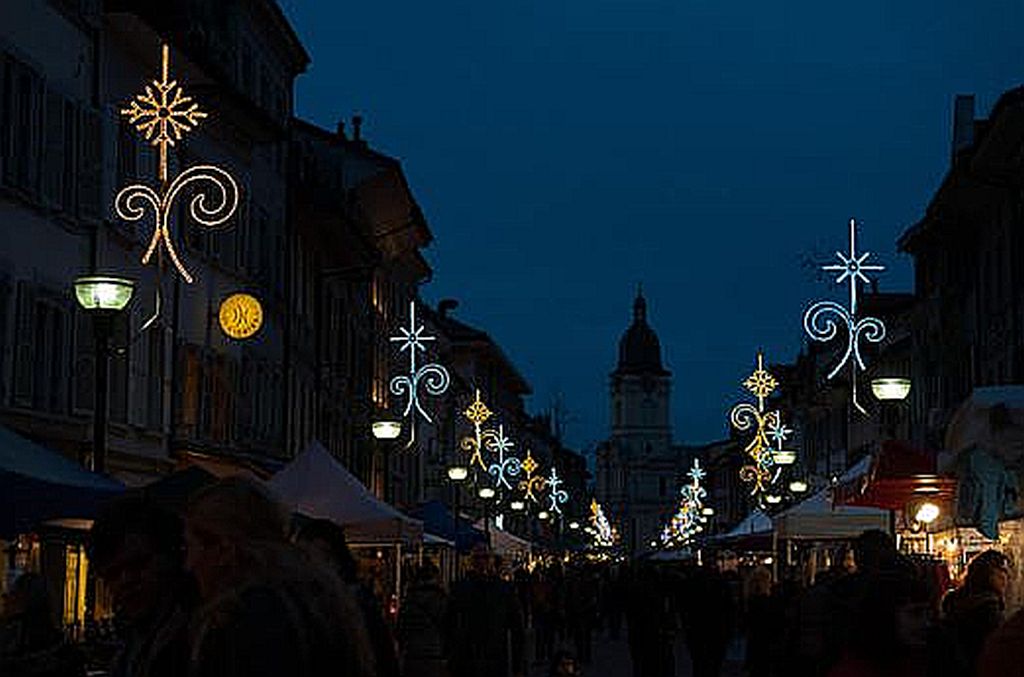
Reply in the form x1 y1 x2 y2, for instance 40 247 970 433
597 288 676 554
610 289 672 452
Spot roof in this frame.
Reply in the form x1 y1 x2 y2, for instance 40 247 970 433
614 291 669 376
427 306 532 396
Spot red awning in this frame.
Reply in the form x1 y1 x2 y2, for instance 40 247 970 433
837 441 957 510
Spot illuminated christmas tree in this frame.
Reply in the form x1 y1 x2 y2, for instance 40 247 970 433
660 459 708 547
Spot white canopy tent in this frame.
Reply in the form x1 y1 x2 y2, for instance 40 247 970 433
474 518 532 559
774 457 888 540
270 441 423 545
716 509 773 541
943 385 1024 470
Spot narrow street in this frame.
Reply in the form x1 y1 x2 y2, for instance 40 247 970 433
525 628 745 677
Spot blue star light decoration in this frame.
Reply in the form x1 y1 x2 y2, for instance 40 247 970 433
486 424 522 490
803 219 886 415
388 301 451 447
546 466 569 516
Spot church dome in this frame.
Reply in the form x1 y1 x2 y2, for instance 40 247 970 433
615 291 669 375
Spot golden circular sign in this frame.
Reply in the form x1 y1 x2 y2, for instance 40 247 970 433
218 293 263 339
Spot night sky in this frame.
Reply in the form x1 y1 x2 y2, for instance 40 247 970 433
277 0 1024 453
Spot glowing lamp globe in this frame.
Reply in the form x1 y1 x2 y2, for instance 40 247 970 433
447 466 469 482
773 450 797 466
510 500 525 511
537 510 550 520
372 421 402 440
74 276 135 312
871 378 912 402
765 494 782 505
789 480 809 494
569 520 580 529
478 487 495 500
701 507 715 516
915 502 940 525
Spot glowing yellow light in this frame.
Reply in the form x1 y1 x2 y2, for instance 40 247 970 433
121 44 207 183
218 293 263 339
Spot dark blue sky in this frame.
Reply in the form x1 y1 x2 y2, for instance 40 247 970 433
278 0 1024 452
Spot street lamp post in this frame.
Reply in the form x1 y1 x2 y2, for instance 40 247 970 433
447 465 468 580
478 486 495 541
74 276 135 473
372 419 402 502
872 377 912 537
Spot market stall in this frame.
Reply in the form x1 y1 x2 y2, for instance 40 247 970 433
269 441 422 614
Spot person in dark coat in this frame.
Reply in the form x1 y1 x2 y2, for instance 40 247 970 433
184 478 374 677
293 517 401 677
684 565 734 677
90 493 194 677
934 550 1009 677
398 560 449 677
445 544 525 677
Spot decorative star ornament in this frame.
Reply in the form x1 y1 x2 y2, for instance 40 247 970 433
803 218 887 415
486 425 522 490
730 350 783 502
115 42 239 329
388 302 450 447
121 44 207 184
518 449 547 503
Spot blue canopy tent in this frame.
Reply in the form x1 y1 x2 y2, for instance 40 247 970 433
411 500 487 552
0 426 124 538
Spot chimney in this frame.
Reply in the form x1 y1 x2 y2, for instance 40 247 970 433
335 119 347 140
438 298 458 318
352 114 363 142
952 94 975 162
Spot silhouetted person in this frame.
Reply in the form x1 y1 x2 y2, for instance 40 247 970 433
445 543 525 677
937 550 1009 677
90 493 193 677
744 566 775 677
827 571 931 677
293 517 400 677
685 565 734 677
0 572 84 677
184 478 373 677
398 560 448 677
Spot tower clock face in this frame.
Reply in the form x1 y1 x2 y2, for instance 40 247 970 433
218 293 263 339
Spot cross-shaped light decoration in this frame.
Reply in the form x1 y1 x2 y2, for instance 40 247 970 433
804 218 887 415
730 350 782 503
459 389 494 472
518 449 548 503
545 466 569 515
388 301 451 447
486 424 522 490
116 44 239 288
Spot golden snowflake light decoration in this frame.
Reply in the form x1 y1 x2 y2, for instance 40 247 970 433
518 449 547 503
460 389 498 472
121 45 207 183
115 43 239 289
730 350 783 503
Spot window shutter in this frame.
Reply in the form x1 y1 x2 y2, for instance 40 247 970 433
77 105 103 222
13 281 35 406
42 89 65 211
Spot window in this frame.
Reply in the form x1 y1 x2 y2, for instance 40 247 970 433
2 56 43 197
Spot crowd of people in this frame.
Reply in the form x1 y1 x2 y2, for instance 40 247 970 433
5 488 1024 677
